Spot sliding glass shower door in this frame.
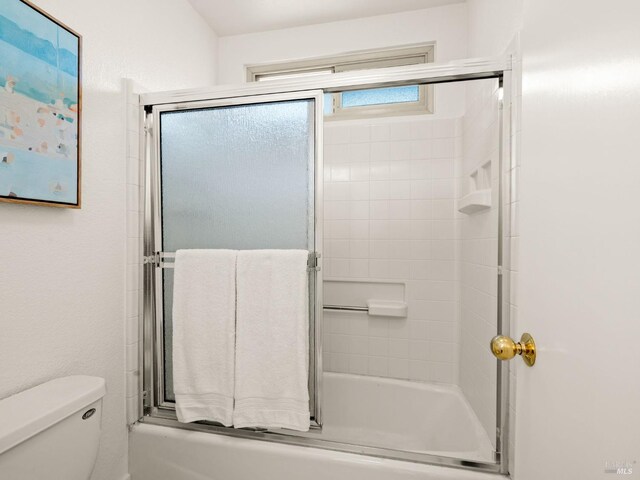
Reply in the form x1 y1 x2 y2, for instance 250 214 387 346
141 57 513 475
147 91 323 424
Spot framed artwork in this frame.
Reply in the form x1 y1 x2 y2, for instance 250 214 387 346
0 0 81 208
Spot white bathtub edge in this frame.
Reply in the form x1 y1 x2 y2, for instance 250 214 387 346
130 423 505 480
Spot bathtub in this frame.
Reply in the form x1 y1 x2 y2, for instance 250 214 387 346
300 373 494 460
130 373 499 480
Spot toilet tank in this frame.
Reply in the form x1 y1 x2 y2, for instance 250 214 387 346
0 376 106 480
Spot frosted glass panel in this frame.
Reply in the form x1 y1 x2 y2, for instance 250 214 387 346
341 85 419 108
161 100 314 251
160 99 315 401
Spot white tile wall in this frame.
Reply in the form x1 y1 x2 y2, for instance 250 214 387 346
323 117 462 384
124 79 145 426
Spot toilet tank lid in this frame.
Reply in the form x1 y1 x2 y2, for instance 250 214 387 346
0 375 106 455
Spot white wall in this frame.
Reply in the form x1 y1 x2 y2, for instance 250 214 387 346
466 0 523 58
218 4 467 83
0 2 217 480
515 0 640 478
217 5 468 117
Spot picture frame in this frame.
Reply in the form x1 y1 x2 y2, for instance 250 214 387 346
0 0 82 208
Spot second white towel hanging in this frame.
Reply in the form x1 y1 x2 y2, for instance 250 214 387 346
234 249 310 432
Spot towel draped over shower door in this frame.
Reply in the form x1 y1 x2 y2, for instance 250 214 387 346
151 90 324 428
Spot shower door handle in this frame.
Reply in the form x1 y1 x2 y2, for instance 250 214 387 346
490 333 536 366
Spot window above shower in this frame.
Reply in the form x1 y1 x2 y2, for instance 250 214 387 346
247 45 434 119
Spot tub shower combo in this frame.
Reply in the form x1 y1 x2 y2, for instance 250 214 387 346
132 56 515 479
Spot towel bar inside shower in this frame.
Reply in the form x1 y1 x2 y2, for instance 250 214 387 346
143 251 370 312
143 251 321 271
322 305 368 312
322 302 407 316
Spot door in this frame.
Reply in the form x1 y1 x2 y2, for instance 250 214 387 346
510 1 640 478
144 90 323 425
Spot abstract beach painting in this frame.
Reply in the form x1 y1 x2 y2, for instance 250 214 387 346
0 0 81 207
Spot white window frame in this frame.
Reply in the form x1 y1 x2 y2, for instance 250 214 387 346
246 44 435 119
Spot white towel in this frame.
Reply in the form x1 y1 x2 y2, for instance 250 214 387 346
172 249 237 426
234 249 310 431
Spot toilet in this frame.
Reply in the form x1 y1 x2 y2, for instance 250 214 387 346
0 375 106 480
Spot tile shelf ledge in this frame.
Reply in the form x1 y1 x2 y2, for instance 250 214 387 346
458 189 492 214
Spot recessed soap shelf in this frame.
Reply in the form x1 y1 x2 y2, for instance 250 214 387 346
458 160 492 214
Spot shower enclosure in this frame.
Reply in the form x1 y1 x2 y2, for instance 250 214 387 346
138 57 514 476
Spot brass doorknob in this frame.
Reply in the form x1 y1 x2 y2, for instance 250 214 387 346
490 333 536 366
